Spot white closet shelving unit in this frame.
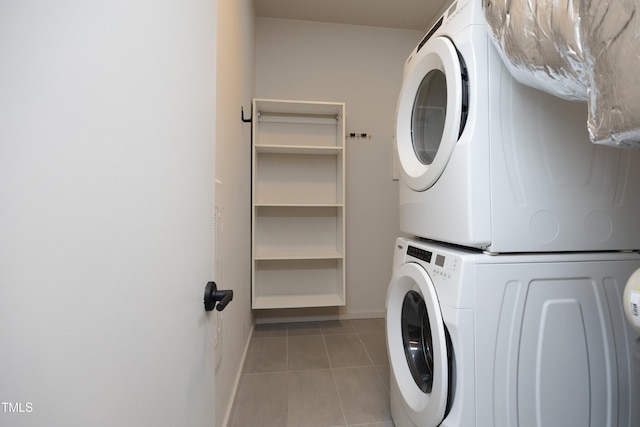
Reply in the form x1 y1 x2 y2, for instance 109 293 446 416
251 98 346 309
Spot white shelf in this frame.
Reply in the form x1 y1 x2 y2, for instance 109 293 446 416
254 98 344 117
254 203 344 207
253 294 346 310
255 248 344 260
254 206 344 259
253 258 345 309
252 99 346 310
255 145 343 155
255 152 343 205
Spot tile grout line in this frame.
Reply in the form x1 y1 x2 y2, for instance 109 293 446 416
325 322 349 427
285 323 290 427
353 326 375 368
355 319 392 394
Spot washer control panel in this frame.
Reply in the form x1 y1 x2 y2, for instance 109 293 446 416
407 245 432 263
397 239 470 308
407 244 460 281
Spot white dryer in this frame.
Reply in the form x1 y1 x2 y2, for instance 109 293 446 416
386 237 640 427
396 0 640 253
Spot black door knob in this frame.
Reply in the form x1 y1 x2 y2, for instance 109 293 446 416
203 281 233 312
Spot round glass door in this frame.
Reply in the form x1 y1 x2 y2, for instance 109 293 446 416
386 262 449 426
396 36 464 191
412 70 447 166
402 290 434 393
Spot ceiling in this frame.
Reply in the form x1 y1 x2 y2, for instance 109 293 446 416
254 0 452 31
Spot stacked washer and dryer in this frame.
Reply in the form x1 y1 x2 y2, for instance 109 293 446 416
386 1 640 426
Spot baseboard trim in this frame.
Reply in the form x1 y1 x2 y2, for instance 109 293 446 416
254 310 386 325
221 322 254 427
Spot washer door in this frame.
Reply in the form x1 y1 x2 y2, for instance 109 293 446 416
386 262 449 427
396 36 466 191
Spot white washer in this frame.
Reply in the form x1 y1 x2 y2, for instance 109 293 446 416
386 237 640 427
396 0 640 253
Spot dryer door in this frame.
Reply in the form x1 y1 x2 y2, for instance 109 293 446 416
396 36 467 191
386 262 449 427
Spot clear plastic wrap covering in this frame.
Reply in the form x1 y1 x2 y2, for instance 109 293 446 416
583 0 640 148
484 0 640 149
483 0 588 101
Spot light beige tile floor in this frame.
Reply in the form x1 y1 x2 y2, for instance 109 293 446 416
230 318 394 427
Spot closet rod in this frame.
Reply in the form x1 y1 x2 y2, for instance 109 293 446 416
257 111 340 120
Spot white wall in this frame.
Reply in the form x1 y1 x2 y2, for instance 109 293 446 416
255 18 422 319
215 1 255 426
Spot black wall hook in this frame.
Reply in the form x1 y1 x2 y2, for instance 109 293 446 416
241 106 252 123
